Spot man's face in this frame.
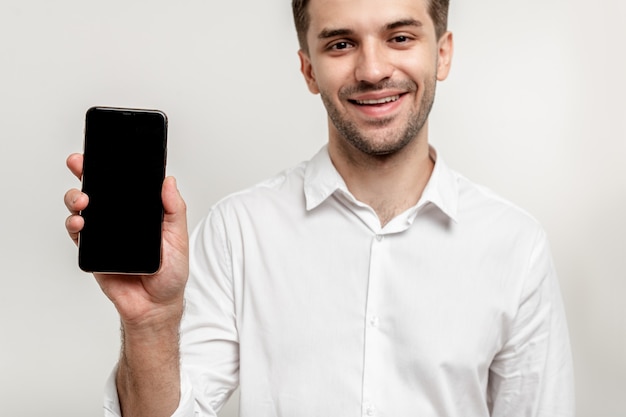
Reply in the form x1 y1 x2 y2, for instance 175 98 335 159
299 0 452 157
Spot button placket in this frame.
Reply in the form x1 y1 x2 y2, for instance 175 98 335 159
364 403 377 416
361 233 389 417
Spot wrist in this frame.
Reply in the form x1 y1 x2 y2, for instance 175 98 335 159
120 293 184 328
121 301 183 340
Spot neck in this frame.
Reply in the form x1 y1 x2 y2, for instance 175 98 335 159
328 133 434 227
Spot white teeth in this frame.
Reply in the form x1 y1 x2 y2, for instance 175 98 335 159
355 95 400 105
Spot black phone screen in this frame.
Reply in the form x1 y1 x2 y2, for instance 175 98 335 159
79 107 168 274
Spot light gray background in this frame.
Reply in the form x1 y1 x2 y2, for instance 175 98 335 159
1 1 624 416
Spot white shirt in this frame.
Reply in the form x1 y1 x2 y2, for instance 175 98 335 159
104 146 574 417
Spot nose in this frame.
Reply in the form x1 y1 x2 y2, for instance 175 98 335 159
354 41 394 84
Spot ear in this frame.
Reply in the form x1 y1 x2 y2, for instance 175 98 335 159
298 50 320 94
436 31 454 81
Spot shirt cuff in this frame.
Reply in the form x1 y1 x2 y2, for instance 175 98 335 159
103 366 197 417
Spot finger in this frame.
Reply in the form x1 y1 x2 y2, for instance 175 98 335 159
66 153 83 180
161 176 188 239
65 214 84 245
162 176 187 217
64 188 89 214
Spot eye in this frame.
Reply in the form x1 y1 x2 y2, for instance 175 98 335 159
391 35 410 43
330 41 353 51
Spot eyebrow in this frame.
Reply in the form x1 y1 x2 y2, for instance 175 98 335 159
318 28 354 40
386 18 423 31
317 18 424 40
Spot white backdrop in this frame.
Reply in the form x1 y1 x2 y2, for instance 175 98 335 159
0 1 624 416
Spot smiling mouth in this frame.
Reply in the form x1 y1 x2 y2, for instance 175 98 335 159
351 94 402 105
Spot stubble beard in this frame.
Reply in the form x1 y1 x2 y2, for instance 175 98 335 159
321 76 437 157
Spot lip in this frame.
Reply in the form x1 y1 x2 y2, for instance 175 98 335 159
347 91 407 118
352 94 401 105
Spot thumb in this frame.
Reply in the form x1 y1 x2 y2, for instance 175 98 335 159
162 176 187 224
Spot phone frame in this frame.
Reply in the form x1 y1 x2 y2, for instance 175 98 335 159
78 106 168 275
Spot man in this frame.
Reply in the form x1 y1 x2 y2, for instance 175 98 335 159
64 0 575 416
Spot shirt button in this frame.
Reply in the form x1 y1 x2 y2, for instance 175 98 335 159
375 234 383 242
365 404 376 416
369 315 379 328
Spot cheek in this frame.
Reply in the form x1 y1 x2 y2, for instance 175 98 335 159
408 62 437 88
400 48 439 76
310 74 336 98
314 59 354 90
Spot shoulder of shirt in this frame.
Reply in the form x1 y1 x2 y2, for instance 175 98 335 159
451 168 546 233
208 161 308 212
205 156 547 237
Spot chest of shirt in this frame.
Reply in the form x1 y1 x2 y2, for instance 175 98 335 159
228 199 525 369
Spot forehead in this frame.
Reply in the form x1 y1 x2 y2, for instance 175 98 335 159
306 0 433 34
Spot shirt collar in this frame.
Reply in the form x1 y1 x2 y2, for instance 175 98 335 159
303 145 348 211
418 146 459 222
303 145 459 222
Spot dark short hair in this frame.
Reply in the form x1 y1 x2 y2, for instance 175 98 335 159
292 0 450 53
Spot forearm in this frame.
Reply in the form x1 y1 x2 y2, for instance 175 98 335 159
116 306 183 417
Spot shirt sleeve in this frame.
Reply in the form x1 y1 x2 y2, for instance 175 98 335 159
103 366 121 416
488 229 575 416
103 367 199 417
102 208 240 417
179 207 240 414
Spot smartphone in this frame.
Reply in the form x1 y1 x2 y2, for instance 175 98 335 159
78 106 168 274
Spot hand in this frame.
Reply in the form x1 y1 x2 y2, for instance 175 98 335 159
64 153 189 328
